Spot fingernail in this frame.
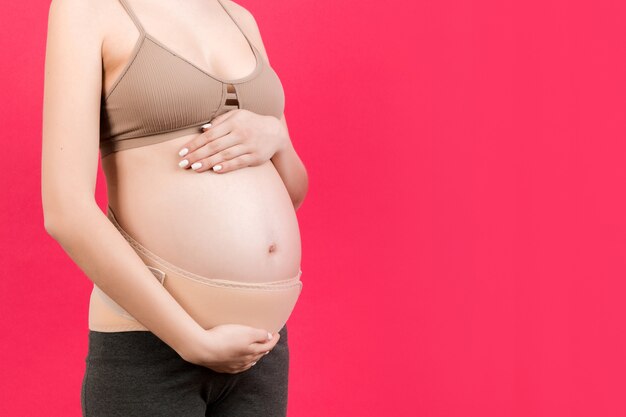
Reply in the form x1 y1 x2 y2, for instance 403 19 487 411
191 162 202 170
179 159 189 168
267 332 273 340
265 351 270 355
178 148 188 157
201 123 212 129
213 164 223 172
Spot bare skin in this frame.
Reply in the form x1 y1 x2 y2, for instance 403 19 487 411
42 0 308 374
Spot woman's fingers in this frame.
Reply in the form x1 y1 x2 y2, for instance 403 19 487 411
208 109 238 127
243 351 268 366
249 332 280 354
208 353 264 374
177 121 230 160
178 133 238 171
225 349 272 373
189 144 252 173
209 153 255 174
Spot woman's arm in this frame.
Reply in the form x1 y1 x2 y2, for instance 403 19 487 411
41 0 205 359
223 1 309 209
271 115 309 210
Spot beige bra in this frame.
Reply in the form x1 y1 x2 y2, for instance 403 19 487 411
99 0 286 157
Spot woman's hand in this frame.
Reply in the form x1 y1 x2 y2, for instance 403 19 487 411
179 323 281 374
177 109 288 174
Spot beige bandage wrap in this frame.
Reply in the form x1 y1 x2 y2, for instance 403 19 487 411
88 206 303 334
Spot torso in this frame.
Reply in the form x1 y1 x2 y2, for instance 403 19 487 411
100 0 301 283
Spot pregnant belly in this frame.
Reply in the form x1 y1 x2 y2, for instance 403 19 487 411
101 133 302 284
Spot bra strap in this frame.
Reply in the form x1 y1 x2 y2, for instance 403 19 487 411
216 0 252 44
117 0 146 35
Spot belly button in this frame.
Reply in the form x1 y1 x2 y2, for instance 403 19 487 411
268 242 277 254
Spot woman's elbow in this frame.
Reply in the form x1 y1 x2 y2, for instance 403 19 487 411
42 199 96 240
43 205 67 240
43 212 62 240
292 177 309 210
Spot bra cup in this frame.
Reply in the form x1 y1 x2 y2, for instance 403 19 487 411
101 39 223 142
234 64 285 119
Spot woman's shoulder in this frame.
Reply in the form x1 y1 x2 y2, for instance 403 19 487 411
47 0 109 42
47 0 107 23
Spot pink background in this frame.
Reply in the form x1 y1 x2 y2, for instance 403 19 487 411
2 0 626 416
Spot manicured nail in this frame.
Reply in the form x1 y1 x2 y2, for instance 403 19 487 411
213 164 223 172
191 162 202 170
178 148 188 157
267 332 273 340
201 123 212 129
251 361 257 366
178 159 189 168
265 351 270 355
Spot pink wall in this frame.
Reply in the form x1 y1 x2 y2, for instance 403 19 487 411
2 0 626 416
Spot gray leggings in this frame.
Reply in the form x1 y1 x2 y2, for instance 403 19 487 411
81 324 289 416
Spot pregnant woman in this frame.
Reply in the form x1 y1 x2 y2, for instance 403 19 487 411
41 0 308 415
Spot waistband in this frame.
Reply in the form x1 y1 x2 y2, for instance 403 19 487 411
106 204 302 290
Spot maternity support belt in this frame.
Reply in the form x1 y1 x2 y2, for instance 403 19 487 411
88 206 303 334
